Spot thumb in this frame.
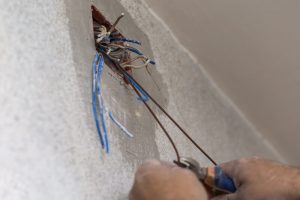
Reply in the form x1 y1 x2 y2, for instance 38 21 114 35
219 160 239 178
211 193 238 200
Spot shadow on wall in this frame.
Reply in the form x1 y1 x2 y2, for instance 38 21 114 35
64 0 168 163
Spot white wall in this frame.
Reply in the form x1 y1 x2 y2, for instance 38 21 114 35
145 0 300 165
0 0 283 199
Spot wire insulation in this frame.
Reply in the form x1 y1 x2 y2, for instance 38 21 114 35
97 54 109 153
110 37 142 45
109 56 217 165
92 53 105 149
108 111 134 138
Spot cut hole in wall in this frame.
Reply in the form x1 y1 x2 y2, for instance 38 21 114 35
89 4 217 165
90 4 165 102
92 4 158 84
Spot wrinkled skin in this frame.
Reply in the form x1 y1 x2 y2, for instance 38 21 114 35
129 158 300 200
129 160 209 200
212 157 300 200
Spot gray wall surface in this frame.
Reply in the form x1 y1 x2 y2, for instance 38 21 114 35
145 0 300 165
0 0 283 199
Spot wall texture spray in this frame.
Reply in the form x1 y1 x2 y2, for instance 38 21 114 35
0 0 283 199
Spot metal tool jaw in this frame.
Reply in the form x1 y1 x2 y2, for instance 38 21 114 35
175 157 236 194
175 157 207 180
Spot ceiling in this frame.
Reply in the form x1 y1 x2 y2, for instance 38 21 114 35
145 0 300 164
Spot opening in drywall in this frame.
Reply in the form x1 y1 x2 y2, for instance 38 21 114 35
92 6 153 77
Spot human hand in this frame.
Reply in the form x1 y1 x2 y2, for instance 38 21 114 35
129 160 209 200
212 157 300 200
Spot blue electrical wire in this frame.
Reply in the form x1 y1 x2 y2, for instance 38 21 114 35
99 50 150 102
97 53 109 153
127 47 143 56
110 37 142 45
124 73 149 102
92 53 105 149
108 111 134 138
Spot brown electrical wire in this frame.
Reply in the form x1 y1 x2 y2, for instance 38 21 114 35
92 7 217 164
131 85 180 162
111 58 217 166
108 13 125 33
107 57 180 161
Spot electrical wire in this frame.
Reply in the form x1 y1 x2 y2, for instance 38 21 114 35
93 11 216 165
123 73 149 102
131 80 180 162
97 53 109 153
120 55 146 65
108 111 134 138
103 55 180 161
103 43 155 66
110 37 142 45
107 54 217 165
92 53 105 149
126 47 155 65
108 13 125 33
122 58 150 69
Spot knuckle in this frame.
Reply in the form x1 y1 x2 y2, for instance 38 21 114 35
239 158 249 164
236 158 247 168
139 160 160 169
248 156 261 161
142 159 161 167
173 167 197 179
235 158 252 171
237 156 260 166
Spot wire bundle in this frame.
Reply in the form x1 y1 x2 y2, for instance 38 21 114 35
92 52 135 154
91 9 217 165
91 13 155 154
94 19 155 70
92 53 109 153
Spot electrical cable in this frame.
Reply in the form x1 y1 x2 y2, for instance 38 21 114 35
131 80 180 162
110 37 142 45
97 53 109 153
122 58 150 69
92 10 216 165
120 55 146 65
126 47 155 65
108 13 125 33
108 111 134 138
105 43 155 65
92 53 105 149
108 55 217 165
102 52 179 161
124 73 149 102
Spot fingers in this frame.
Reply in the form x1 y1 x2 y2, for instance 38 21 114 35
131 160 211 200
218 157 258 185
139 159 176 169
134 159 199 185
219 160 240 178
134 160 178 181
144 160 177 169
211 193 238 200
217 157 265 191
138 160 161 170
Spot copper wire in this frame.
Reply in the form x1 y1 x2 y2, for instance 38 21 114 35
111 58 217 165
92 5 217 165
131 84 180 162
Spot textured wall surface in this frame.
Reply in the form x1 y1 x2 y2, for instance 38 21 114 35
0 0 283 199
144 0 300 165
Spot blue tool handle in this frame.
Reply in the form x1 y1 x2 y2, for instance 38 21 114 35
214 166 236 193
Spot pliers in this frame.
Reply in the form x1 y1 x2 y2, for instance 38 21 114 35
175 157 236 193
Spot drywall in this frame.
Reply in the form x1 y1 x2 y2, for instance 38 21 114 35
0 0 283 199
144 0 300 165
